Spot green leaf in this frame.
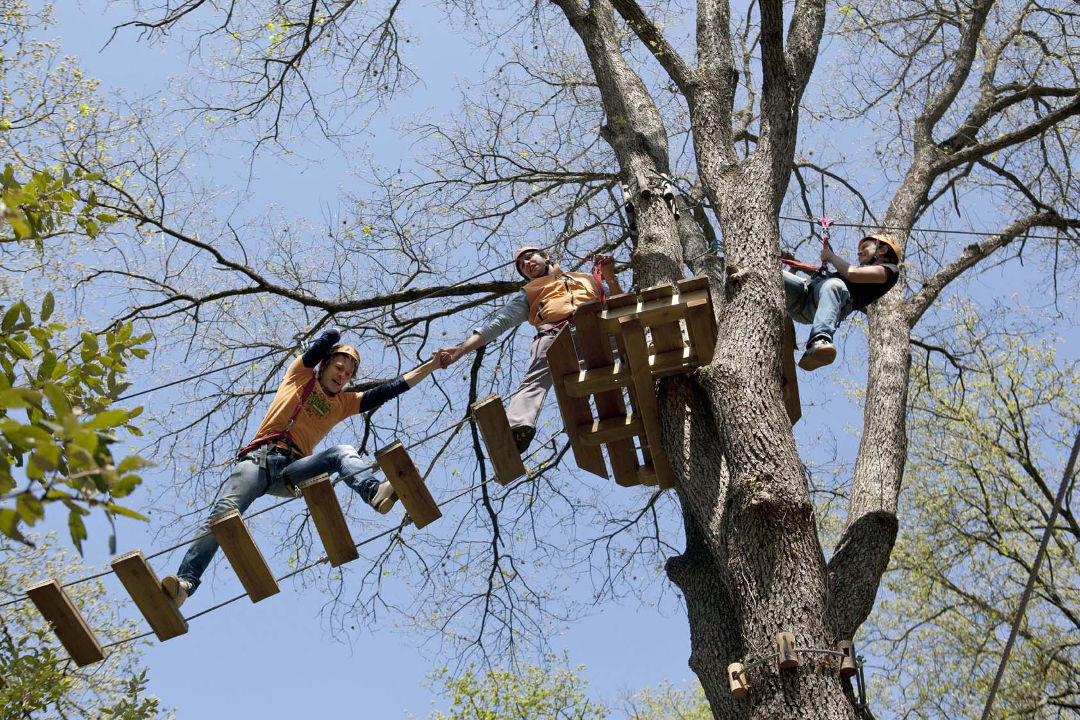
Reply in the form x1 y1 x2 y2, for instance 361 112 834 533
0 508 27 544
86 408 133 430
15 492 44 524
40 291 54 321
104 503 148 522
68 509 87 555
4 337 33 360
81 331 99 355
41 383 72 417
2 304 20 333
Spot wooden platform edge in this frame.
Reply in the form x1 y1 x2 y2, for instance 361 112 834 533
619 316 676 489
209 509 280 603
25 579 105 666
110 550 188 641
546 326 609 479
299 474 359 567
470 394 527 485
375 441 442 529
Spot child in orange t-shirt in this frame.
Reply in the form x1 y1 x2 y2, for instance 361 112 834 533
162 328 442 606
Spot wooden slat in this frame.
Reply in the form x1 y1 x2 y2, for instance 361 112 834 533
676 275 711 295
685 297 717 366
781 317 802 425
577 415 643 446
470 394 527 485
564 362 630 398
573 302 640 485
26 579 105 666
546 326 608 478
375 441 443 529
110 550 188 641
599 287 710 333
637 285 685 354
299 474 359 567
210 510 279 603
619 316 676 489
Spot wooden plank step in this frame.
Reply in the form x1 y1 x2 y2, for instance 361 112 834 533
470 394 527 485
564 346 701 398
782 317 802 425
298 474 359 567
620 316 676 489
574 302 641 486
110 550 188 641
638 285 685 354
26 579 105 666
546 325 608 479
210 510 280 603
577 415 642 446
375 441 442 529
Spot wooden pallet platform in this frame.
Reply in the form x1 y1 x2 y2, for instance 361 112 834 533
470 394 527 485
547 276 717 489
26 579 105 666
298 474 359 567
210 509 280 603
111 550 188 641
375 441 442 529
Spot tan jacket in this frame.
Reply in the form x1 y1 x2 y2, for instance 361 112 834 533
523 267 600 326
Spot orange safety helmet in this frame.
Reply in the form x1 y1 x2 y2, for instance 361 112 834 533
860 234 902 263
513 246 548 279
325 344 360 373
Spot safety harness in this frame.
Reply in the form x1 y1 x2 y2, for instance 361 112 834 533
234 371 318 496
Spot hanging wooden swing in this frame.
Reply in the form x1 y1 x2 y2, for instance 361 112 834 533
548 276 718 489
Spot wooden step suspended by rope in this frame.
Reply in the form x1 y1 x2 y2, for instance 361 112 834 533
470 394 527 485
782 317 802 425
298 474 359 567
110 550 188 641
375 441 442 529
547 276 717 489
25 579 105 666
210 509 280 603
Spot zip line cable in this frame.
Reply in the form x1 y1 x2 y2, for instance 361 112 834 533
978 428 1080 720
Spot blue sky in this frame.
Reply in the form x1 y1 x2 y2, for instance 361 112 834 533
21 2 1078 718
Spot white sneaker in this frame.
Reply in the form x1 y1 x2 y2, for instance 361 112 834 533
798 337 837 371
369 481 398 515
162 574 193 608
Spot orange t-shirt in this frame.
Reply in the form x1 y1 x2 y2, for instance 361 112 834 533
251 356 362 457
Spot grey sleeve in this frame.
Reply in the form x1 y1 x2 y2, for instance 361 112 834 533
474 292 530 340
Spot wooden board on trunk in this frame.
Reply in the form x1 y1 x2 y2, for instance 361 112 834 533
782 317 802 425
26 579 105 666
546 325 608 479
110 550 188 641
470 394 527 485
298 474 359 567
619 317 676 489
375 441 443 529
574 302 640 486
210 509 279 603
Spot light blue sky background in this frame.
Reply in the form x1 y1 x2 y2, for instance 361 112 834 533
16 2 1076 718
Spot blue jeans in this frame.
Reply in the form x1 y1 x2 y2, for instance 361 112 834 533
176 444 379 593
783 272 853 344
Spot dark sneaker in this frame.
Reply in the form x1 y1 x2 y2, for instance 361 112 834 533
369 480 398 514
162 574 193 608
798 337 836 371
511 425 536 454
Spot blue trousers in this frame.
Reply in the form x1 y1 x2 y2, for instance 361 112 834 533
175 444 378 593
783 272 853 344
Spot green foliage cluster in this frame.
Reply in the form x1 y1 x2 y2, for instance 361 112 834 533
0 535 168 719
0 292 153 552
865 315 1080 718
1 164 115 247
427 660 710 720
